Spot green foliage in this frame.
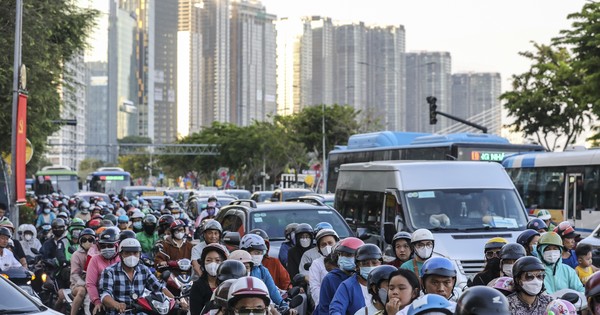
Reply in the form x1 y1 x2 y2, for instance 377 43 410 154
500 43 592 151
18 205 35 226
78 158 104 180
118 155 150 180
0 1 98 173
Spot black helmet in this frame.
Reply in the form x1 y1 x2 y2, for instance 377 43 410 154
294 223 314 243
143 214 158 226
217 260 247 282
248 229 269 241
512 256 545 293
0 227 12 238
516 230 540 250
367 265 397 303
51 218 67 229
455 286 510 315
79 228 96 240
104 214 118 226
285 223 298 241
98 227 119 244
500 243 526 261
526 218 548 231
158 214 175 232
119 229 136 241
356 244 383 262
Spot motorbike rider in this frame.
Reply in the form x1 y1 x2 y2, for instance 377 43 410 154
75 201 91 222
117 215 129 231
278 223 298 267
586 271 600 315
157 214 175 239
246 229 290 290
136 214 159 258
536 209 555 232
299 222 333 275
129 209 145 233
0 227 21 270
499 243 527 278
0 202 7 221
315 237 364 315
65 218 86 260
400 229 436 279
35 198 56 228
365 265 398 315
516 229 540 257
226 276 271 315
0 219 27 267
308 228 339 305
40 218 68 264
154 219 194 268
554 221 580 269
527 218 548 234
198 196 219 223
420 257 457 303
506 256 554 314
454 286 510 315
18 224 41 258
190 243 229 315
388 231 412 268
86 227 120 315
286 223 314 278
191 219 226 276
405 294 454 315
70 228 95 315
98 238 186 314
468 237 507 286
329 244 383 315
535 231 584 294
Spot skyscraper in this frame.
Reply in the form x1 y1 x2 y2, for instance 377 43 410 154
451 73 502 134
308 17 335 108
230 0 277 126
85 61 110 161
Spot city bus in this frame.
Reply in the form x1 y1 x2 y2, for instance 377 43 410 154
326 131 545 192
34 165 80 196
502 149 600 235
86 167 132 194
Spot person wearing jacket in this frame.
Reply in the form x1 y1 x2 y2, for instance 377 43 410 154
189 243 228 315
279 223 297 267
18 224 42 258
70 228 95 315
40 218 69 265
154 220 194 268
247 229 290 290
299 222 333 276
387 232 412 268
315 237 364 315
329 244 382 315
286 223 314 278
535 232 584 294
400 229 435 279
86 227 120 315
308 228 339 306
135 214 159 258
554 221 580 269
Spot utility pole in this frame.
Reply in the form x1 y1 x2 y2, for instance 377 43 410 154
10 0 23 225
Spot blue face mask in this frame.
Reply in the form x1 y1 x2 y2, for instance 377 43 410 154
44 209 51 214
133 221 142 230
360 266 377 279
338 256 356 271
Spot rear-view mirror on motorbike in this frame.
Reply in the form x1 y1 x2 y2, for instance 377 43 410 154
289 295 304 309
288 287 300 298
161 270 171 281
31 248 39 255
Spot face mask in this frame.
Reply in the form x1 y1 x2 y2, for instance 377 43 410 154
205 262 219 276
81 242 92 250
531 244 537 254
321 245 332 256
101 248 116 259
133 221 142 230
521 278 543 296
377 288 388 305
24 234 33 241
543 250 561 264
486 257 501 271
44 209 51 214
174 232 185 240
299 238 311 248
415 247 433 260
207 208 215 216
143 225 155 235
502 263 513 277
360 266 376 279
53 230 64 238
251 255 263 266
338 256 356 271
123 255 140 267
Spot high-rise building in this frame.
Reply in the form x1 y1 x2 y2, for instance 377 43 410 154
230 0 277 126
85 62 110 161
451 72 502 134
405 51 452 132
308 17 335 108
332 22 367 112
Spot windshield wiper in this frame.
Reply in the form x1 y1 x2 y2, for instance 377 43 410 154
0 309 38 314
428 227 462 232
459 226 511 231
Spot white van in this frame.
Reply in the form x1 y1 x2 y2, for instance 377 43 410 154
334 161 529 288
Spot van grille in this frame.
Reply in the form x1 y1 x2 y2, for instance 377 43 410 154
458 259 485 275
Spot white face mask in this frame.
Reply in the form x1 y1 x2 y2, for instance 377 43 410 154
299 238 312 248
251 254 263 266
543 250 561 264
24 234 33 241
123 255 140 268
174 232 185 240
205 262 219 276
415 247 433 260
521 278 543 296
502 263 513 277
321 245 332 256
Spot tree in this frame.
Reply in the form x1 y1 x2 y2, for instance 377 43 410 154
0 1 98 172
500 43 592 151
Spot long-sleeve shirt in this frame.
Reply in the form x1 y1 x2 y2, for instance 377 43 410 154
251 265 286 307
543 261 584 294
154 236 193 266
278 242 292 267
86 253 120 306
70 248 88 289
309 257 328 305
299 247 322 276
507 292 553 315
36 213 56 228
329 275 365 315
315 269 351 315
262 255 290 290
0 248 22 270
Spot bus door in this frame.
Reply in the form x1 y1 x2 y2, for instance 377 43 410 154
564 173 583 222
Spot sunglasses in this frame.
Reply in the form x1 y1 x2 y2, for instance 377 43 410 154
235 308 267 315
80 238 95 244
523 272 545 281
485 250 501 259
99 243 115 249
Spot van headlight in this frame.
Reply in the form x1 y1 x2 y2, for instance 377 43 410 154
152 299 170 315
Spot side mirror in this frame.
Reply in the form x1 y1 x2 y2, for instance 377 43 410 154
31 248 39 255
222 231 241 247
288 286 300 298
358 232 371 241
161 270 171 281
292 274 306 287
383 222 396 245
289 294 304 308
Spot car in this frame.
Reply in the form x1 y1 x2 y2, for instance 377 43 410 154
224 189 252 200
215 200 354 258
287 193 335 208
250 191 274 203
73 191 110 203
0 274 62 314
270 188 313 202
186 193 238 219
578 224 600 266
138 194 173 211
164 189 195 203
120 185 157 200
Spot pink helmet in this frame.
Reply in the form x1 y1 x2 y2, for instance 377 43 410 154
546 299 576 315
487 276 514 296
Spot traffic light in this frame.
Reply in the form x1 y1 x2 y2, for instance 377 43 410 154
427 96 437 125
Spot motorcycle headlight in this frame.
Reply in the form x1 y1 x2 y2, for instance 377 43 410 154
152 299 170 315
41 273 47 283
178 259 191 271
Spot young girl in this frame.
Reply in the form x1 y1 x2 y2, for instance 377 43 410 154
386 269 421 315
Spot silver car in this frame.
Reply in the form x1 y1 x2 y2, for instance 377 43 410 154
0 275 62 315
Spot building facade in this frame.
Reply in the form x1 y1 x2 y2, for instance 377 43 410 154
450 72 502 135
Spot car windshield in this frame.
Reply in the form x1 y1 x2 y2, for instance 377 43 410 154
0 276 43 313
282 191 312 200
405 189 528 231
249 209 352 240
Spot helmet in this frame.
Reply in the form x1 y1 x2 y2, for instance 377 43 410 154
367 265 397 303
248 229 269 241
537 232 564 251
158 215 175 228
169 219 186 232
87 219 101 230
314 222 333 234
227 276 270 308
537 209 552 220
546 299 576 315
527 218 548 231
585 271 600 298
0 219 14 231
411 229 434 244
487 276 514 295
455 286 510 315
57 211 69 219
103 214 118 226
512 256 545 290
79 228 96 241
294 223 314 243
203 220 223 235
554 221 580 239
0 227 12 238
214 279 237 309
119 230 136 241
200 243 229 268
484 237 508 252
130 210 144 220
119 238 142 253
407 294 453 315
355 244 382 262
285 223 298 241
500 243 526 260
117 215 129 224
217 260 248 282
229 250 253 265
392 231 412 247
208 195 218 202
51 218 67 229
335 237 365 255
315 228 339 245
143 214 158 225
240 234 267 252
516 230 540 249
69 218 85 231
98 227 119 244
420 257 456 280
79 201 91 212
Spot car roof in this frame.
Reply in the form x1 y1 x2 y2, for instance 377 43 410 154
274 188 313 192
122 186 155 190
223 201 331 212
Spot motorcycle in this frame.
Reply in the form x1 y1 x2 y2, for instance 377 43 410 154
128 291 180 315
157 258 194 306
1 266 39 299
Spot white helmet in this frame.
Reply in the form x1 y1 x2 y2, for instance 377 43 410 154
411 228 434 243
227 276 270 307
130 210 145 220
229 250 253 265
119 238 142 253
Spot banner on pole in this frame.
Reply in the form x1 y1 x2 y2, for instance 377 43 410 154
15 92 27 203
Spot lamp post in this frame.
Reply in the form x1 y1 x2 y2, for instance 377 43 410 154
322 103 326 193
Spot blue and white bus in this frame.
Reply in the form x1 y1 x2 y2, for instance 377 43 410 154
326 131 545 192
86 167 132 195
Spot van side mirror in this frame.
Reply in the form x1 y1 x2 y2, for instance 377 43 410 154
383 222 396 244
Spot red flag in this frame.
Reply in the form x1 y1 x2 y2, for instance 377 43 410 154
15 92 27 203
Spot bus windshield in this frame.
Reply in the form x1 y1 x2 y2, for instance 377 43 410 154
35 175 79 196
404 189 528 231
89 174 131 194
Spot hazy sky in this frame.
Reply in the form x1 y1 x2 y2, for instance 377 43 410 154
261 0 588 91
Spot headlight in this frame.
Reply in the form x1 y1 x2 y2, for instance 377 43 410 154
152 299 170 315
41 273 47 283
178 259 191 271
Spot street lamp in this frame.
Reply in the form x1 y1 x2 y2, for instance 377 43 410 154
322 103 326 193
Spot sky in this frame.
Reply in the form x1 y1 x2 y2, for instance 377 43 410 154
261 0 588 92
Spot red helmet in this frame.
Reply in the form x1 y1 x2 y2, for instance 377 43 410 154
554 221 580 239
335 237 365 255
169 219 186 232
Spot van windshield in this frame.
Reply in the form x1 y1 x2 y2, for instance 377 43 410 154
405 189 528 231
